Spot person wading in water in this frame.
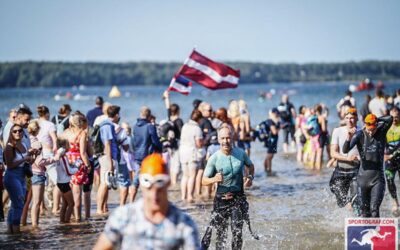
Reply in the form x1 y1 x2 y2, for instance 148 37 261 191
201 125 256 249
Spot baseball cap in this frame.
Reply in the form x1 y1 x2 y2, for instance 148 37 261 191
364 114 377 129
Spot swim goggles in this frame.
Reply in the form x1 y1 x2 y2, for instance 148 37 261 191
140 174 170 188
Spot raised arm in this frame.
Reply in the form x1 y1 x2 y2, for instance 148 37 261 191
343 129 361 154
378 115 393 134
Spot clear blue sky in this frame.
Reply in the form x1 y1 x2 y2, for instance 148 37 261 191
0 0 399 63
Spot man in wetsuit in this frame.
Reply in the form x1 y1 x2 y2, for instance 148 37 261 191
343 113 393 217
202 125 255 249
384 106 400 215
329 107 360 215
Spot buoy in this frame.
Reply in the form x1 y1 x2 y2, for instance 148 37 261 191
109 85 121 98
349 84 356 92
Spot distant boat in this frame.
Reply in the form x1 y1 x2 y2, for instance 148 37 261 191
109 85 121 98
355 78 374 92
54 91 73 101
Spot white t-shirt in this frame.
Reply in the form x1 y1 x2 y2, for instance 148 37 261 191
368 98 386 118
179 120 203 163
93 115 108 127
331 126 359 169
114 123 130 164
37 120 56 148
56 156 71 183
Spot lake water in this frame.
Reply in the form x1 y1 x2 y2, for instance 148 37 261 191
1 81 400 249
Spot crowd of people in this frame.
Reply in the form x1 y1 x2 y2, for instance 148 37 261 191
1 87 400 249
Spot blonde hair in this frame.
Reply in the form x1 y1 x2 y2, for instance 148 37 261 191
102 102 112 115
228 100 240 119
69 113 87 129
27 119 40 135
238 99 248 112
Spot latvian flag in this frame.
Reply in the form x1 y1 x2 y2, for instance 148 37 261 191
177 50 240 90
168 74 192 95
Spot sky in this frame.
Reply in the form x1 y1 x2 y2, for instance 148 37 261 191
0 0 399 63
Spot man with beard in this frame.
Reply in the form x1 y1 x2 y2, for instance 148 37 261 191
202 125 255 249
329 107 361 215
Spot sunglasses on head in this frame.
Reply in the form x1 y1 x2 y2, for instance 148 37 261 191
139 174 170 189
12 129 23 134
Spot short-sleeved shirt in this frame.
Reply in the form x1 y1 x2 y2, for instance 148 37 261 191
204 147 253 194
114 124 130 164
369 98 386 117
86 106 103 127
103 199 200 250
100 120 119 161
386 124 400 154
331 126 359 169
179 120 203 163
37 120 56 148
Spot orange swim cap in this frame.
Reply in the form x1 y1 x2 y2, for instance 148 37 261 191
364 114 377 129
140 153 168 176
345 107 357 116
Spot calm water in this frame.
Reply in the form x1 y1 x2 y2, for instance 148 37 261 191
1 82 400 249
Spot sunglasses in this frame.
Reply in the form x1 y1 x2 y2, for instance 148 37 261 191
12 129 23 134
365 122 376 126
139 174 170 189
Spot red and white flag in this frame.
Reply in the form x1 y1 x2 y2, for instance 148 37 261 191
177 50 240 90
168 74 192 95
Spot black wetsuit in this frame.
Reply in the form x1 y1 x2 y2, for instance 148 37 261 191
343 115 393 217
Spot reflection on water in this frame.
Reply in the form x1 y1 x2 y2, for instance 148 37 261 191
1 83 400 249
2 145 395 250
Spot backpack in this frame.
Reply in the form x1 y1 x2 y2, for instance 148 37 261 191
306 115 321 136
256 120 271 143
158 120 178 151
277 103 291 123
91 122 112 156
55 115 69 136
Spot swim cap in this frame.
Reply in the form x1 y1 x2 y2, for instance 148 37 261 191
140 153 168 176
364 114 377 129
345 107 358 116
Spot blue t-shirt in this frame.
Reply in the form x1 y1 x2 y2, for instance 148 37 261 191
86 106 103 127
100 120 119 161
204 147 253 194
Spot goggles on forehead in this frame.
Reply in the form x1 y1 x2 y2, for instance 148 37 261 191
345 108 357 116
139 174 170 189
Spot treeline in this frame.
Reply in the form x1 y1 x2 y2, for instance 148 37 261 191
0 60 399 88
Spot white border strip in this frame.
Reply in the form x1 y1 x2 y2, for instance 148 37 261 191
184 58 239 85
169 78 191 93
